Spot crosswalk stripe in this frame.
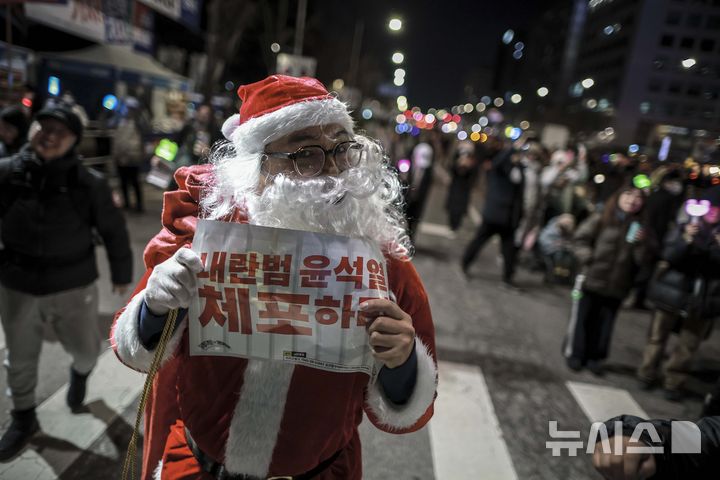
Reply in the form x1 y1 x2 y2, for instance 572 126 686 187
0 347 144 479
566 381 649 424
429 361 518 480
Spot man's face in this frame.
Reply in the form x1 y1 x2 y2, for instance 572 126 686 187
31 118 77 161
0 119 18 145
260 123 352 190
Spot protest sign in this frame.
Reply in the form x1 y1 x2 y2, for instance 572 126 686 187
188 219 390 376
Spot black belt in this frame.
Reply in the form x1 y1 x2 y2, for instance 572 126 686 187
184 426 341 480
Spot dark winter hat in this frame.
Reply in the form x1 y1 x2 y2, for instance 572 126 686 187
701 185 720 207
35 104 83 140
0 105 29 139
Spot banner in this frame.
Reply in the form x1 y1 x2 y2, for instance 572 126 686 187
188 220 391 376
138 0 201 29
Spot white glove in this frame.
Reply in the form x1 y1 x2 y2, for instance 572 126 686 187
145 248 205 316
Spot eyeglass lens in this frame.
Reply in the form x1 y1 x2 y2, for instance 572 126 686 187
294 142 363 177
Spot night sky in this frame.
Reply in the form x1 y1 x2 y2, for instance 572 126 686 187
316 0 543 108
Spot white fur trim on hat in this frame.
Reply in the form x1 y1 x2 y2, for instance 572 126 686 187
364 337 438 431
222 98 354 152
111 289 186 373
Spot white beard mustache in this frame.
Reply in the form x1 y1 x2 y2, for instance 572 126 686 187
247 165 391 242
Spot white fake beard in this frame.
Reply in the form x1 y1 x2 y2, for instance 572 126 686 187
247 165 393 244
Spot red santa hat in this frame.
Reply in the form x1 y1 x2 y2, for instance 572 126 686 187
221 75 354 152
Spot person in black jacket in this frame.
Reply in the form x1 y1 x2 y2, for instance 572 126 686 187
461 140 524 289
0 103 133 460
0 105 29 157
593 414 720 479
639 189 720 401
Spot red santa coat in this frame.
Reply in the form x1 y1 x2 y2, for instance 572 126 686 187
110 165 438 479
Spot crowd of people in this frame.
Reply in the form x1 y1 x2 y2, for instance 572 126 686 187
394 130 720 409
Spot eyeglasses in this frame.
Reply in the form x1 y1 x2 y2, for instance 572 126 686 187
262 141 364 177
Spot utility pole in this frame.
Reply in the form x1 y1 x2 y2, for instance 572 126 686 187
293 0 307 55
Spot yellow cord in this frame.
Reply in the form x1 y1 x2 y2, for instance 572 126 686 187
121 308 179 480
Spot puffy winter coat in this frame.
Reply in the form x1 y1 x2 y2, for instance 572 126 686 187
573 212 644 299
0 146 133 294
648 222 720 319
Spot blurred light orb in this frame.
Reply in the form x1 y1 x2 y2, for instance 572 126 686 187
394 77 405 86
586 98 598 109
448 121 458 131
413 112 424 121
513 50 523 60
603 25 614 35
581 77 595 88
502 29 515 44
395 125 404 135
102 94 118 110
394 68 406 77
362 108 373 120
510 94 522 104
514 42 525 50
441 123 451 133
537 86 549 97
48 76 60 96
604 127 615 136
392 52 404 64
594 174 606 184
681 58 696 69
494 97 504 107
425 113 436 123
452 114 461 123
520 120 530 130
389 18 402 31
471 124 481 133
479 116 489 127
481 96 492 105
398 158 411 172
397 95 407 105
270 42 281 53
464 103 474 113
628 144 640 154
411 126 420 137
479 133 488 143
470 132 481 142
332 78 345 90
476 102 486 112
396 114 406 124
224 81 235 91
457 131 468 141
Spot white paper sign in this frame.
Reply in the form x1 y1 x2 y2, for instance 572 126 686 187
188 220 390 376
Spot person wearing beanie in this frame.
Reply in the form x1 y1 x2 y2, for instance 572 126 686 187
0 105 29 157
0 102 133 460
640 186 720 401
110 75 437 480
564 185 647 375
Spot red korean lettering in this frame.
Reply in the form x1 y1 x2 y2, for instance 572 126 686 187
198 285 225 327
299 255 332 288
257 292 312 335
340 294 356 328
367 259 388 292
334 256 364 289
262 254 292 287
229 253 259 285
314 295 341 325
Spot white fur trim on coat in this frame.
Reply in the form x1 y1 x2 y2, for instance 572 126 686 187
112 289 186 373
364 337 438 431
153 460 163 480
223 98 354 151
223 359 296 476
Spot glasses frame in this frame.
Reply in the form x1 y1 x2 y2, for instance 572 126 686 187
261 140 364 178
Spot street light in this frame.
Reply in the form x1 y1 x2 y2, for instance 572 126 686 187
270 42 280 53
394 76 405 86
681 57 697 69
389 18 402 31
394 68 406 77
392 52 404 64
511 93 522 104
537 86 549 97
581 78 595 88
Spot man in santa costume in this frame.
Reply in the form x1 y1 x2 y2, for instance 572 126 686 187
111 75 437 479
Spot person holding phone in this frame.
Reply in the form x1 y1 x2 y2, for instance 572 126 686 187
564 184 646 375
